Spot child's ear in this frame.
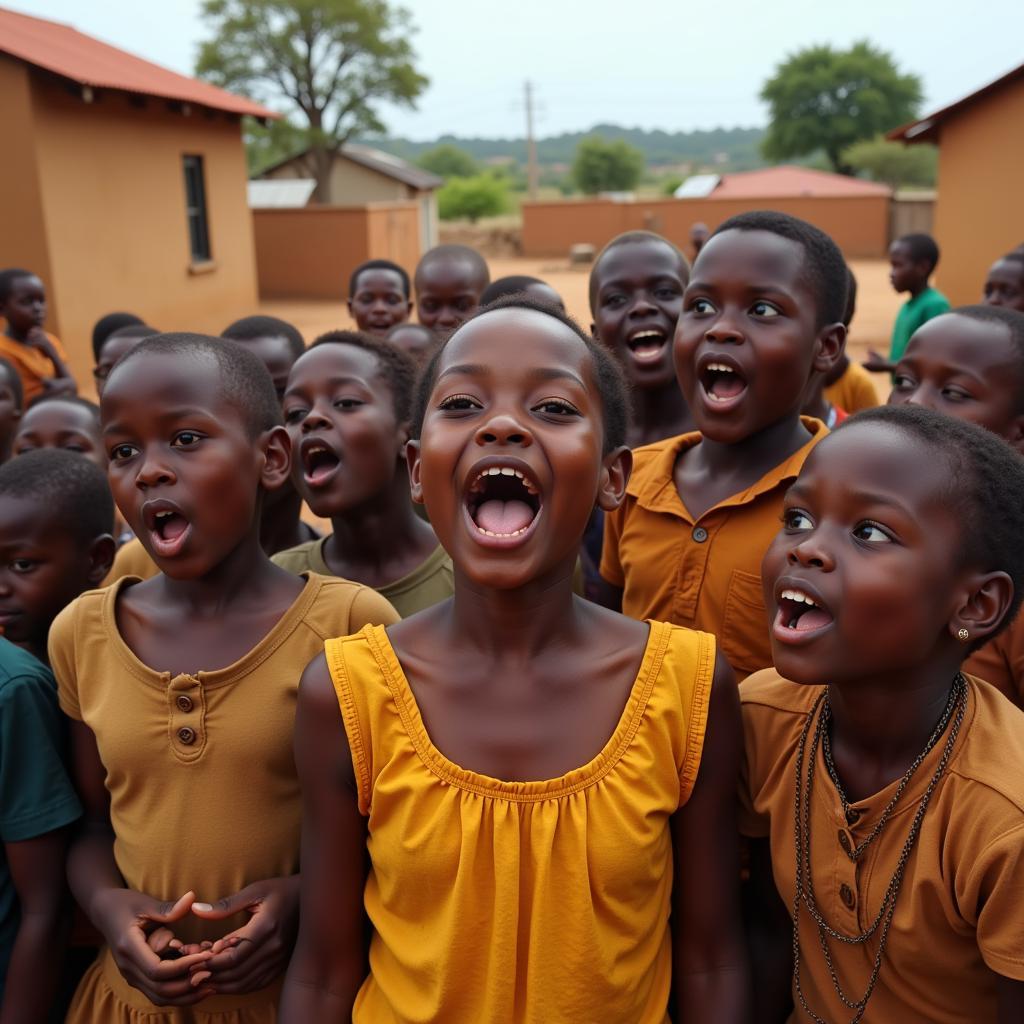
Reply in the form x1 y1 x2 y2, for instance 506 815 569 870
1006 414 1024 456
596 446 633 512
87 534 117 586
259 425 292 491
346 298 355 316
590 322 600 341
950 570 1014 646
405 438 424 504
812 322 846 376
395 420 411 459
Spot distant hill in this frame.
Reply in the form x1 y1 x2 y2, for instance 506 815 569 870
358 124 766 172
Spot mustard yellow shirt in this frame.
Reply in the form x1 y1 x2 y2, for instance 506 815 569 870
326 620 716 1023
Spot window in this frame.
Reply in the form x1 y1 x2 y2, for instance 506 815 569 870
182 155 211 263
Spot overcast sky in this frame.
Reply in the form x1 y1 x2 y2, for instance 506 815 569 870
11 0 1024 140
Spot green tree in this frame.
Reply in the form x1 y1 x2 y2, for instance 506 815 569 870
417 144 479 179
196 0 428 201
842 137 937 189
571 137 645 195
760 41 922 174
437 174 508 222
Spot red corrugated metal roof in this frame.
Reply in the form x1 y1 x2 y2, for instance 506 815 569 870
711 165 891 199
0 6 277 119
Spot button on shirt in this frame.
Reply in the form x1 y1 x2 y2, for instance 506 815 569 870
601 419 827 679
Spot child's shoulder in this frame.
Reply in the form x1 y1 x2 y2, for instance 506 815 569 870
626 432 701 490
740 667 818 715
301 571 401 635
270 538 323 575
0 636 53 692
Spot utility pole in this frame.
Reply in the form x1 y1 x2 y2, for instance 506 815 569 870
525 80 539 201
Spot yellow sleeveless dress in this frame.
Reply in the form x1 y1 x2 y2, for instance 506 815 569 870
326 619 716 1023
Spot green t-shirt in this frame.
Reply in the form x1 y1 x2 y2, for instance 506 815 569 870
889 286 951 363
0 639 82 997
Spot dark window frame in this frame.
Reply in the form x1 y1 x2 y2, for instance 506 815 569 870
182 154 212 263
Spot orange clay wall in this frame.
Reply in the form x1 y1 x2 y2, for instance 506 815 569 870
521 195 890 260
20 70 260 387
930 78 1024 305
251 202 421 300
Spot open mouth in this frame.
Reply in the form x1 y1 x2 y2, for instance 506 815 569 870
465 465 542 544
627 329 669 364
148 508 192 558
775 587 834 635
701 360 748 404
302 442 341 487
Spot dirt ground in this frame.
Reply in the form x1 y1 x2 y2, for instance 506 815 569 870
261 257 898 404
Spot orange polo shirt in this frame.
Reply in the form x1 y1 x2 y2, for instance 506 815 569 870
965 613 1024 710
601 418 826 679
824 360 879 415
0 331 69 404
740 669 1024 1022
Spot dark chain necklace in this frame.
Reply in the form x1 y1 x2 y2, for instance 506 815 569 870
791 674 967 1023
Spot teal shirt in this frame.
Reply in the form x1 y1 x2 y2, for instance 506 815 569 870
889 286 951 363
0 639 81 998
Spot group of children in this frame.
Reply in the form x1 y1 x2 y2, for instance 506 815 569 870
0 217 1022 1023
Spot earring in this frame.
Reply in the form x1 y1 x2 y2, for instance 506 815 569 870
958 628 970 643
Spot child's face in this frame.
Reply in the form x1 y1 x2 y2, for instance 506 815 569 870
2 275 46 336
415 262 485 333
231 334 298 405
0 497 99 656
94 334 149 395
410 309 624 590
522 281 565 311
888 241 925 293
349 269 412 337
675 229 839 444
591 240 686 391
14 402 104 468
102 352 279 577
889 315 1024 449
0 381 21 459
762 422 969 685
983 259 1024 312
283 344 404 517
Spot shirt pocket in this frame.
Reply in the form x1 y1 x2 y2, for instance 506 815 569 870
720 569 771 678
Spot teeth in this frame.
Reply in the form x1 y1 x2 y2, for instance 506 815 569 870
707 362 735 373
473 466 539 494
781 589 818 607
631 330 664 341
155 511 173 521
475 524 533 537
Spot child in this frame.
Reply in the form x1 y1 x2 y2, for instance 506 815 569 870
91 312 144 363
0 268 77 403
600 211 844 679
982 251 1024 311
0 450 115 1020
413 244 490 333
865 233 950 374
742 405 1024 1022
275 331 452 616
385 321 438 364
50 333 399 1022
481 274 565 311
590 230 692 447
0 356 23 464
12 394 104 469
889 304 1024 706
280 296 750 1022
822 267 879 415
347 259 413 337
93 324 157 396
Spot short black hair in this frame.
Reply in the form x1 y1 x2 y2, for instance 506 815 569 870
414 245 490 288
110 332 282 437
996 252 1024 276
481 275 557 306
589 230 690 313
387 322 437 345
0 268 37 305
933 305 1024 407
221 315 305 362
25 394 102 427
0 448 114 542
711 211 848 327
107 323 158 344
838 404 1024 645
896 233 940 275
91 312 145 361
308 329 418 424
0 356 23 411
842 267 858 328
411 294 630 453
348 259 411 300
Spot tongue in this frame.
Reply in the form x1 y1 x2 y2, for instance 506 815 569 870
710 374 746 399
160 515 188 541
795 608 832 631
476 499 534 535
308 461 337 485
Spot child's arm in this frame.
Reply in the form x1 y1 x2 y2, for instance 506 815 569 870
66 720 214 1006
279 652 369 1021
997 977 1024 1021
670 651 751 1023
1 829 72 1024
25 327 77 394
742 838 793 1023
